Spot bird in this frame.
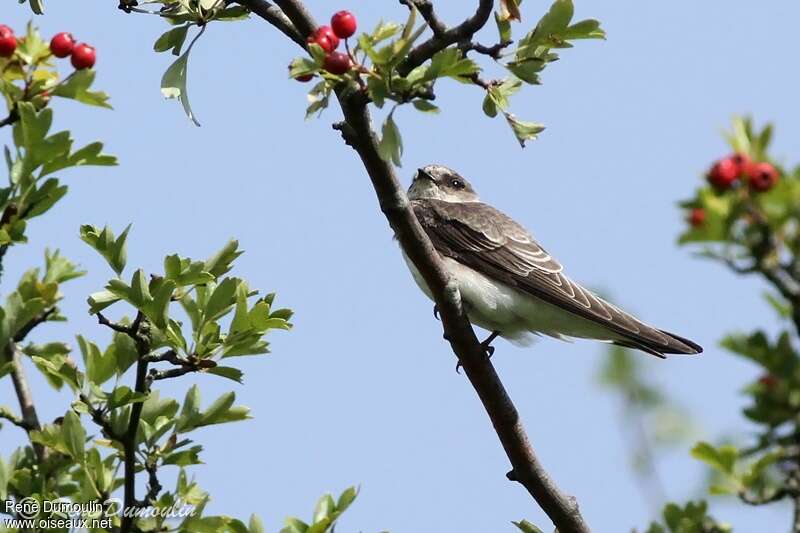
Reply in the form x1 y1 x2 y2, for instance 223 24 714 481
402 164 702 359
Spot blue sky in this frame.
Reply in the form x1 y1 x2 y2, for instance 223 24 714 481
3 1 800 531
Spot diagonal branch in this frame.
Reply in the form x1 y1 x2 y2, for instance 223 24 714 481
6 342 47 461
254 3 591 531
396 0 494 76
233 0 304 46
272 0 317 37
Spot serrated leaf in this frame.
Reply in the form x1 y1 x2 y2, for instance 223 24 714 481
52 70 112 109
377 112 403 167
154 24 191 55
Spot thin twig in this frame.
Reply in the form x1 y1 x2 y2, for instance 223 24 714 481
140 459 162 507
14 307 56 343
0 409 30 431
0 111 18 128
462 40 513 60
397 0 494 76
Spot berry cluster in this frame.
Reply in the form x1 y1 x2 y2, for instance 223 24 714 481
0 25 96 70
50 32 96 70
686 152 781 228
707 153 778 193
298 10 357 80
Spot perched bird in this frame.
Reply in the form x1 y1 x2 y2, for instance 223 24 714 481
403 164 702 358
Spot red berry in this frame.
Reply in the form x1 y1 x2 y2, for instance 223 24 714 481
70 43 96 69
747 161 779 192
331 11 357 39
758 374 779 389
687 208 706 228
0 25 17 58
324 51 351 75
707 158 739 190
730 153 751 176
50 32 76 58
309 26 340 52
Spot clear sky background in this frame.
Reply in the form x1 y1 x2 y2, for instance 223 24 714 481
3 1 800 531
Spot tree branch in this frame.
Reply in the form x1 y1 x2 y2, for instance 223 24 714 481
79 393 123 441
400 0 446 36
233 0 304 46
396 0 494 76
14 307 56 343
272 0 317 37
0 407 30 431
462 40 514 60
0 111 17 129
139 458 162 507
6 342 47 461
118 312 150 533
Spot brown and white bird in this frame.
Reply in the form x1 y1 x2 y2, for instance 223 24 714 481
403 164 702 358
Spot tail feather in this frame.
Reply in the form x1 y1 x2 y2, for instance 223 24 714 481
615 329 702 359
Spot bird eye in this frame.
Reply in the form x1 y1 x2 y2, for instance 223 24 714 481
450 179 464 189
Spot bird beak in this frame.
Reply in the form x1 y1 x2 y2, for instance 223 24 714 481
416 168 435 182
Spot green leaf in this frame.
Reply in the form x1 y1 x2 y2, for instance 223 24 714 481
52 70 112 109
312 494 335 523
204 277 239 321
176 385 202 433
504 112 545 147
130 269 152 306
691 441 738 476
564 19 606 40
143 278 176 329
62 410 86 463
40 141 117 177
534 0 574 43
78 335 116 386
107 386 148 410
207 366 243 383
281 518 309 533
80 224 131 275
336 486 358 512
495 11 512 43
154 24 190 55
377 112 403 166
512 520 544 533
249 514 265 533
204 240 242 278
163 445 204 466
199 392 250 427
412 100 439 113
161 27 205 127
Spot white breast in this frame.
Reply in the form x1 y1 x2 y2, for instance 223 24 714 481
401 251 618 346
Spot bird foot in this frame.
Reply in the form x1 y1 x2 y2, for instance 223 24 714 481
456 331 500 373
433 304 440 321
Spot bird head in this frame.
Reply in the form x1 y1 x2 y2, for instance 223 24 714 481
408 164 480 203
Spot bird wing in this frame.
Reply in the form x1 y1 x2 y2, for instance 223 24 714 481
411 199 701 356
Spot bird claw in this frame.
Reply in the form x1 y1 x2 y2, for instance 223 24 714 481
456 331 499 373
433 305 440 321
482 343 496 358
